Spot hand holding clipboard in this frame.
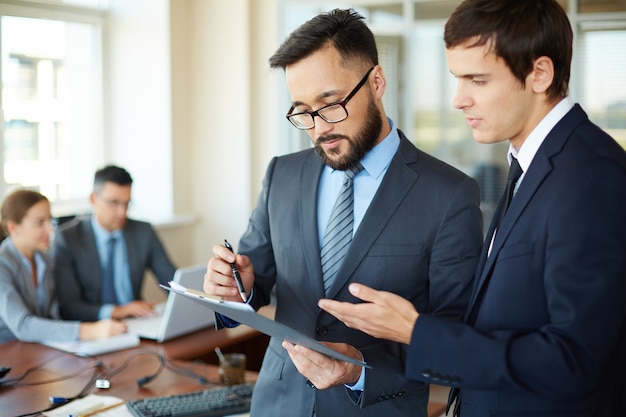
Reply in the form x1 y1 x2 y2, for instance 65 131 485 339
161 281 370 368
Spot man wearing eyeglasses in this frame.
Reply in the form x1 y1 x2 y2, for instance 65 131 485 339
204 8 483 417
52 165 176 321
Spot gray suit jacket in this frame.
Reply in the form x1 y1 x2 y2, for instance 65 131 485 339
0 238 79 343
240 131 484 417
52 217 176 321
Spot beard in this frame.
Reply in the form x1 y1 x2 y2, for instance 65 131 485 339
314 99 383 171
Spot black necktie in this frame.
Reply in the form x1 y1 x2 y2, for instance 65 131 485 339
101 237 118 304
496 156 523 230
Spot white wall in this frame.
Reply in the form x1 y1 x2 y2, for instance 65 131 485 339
105 1 280 269
107 0 174 222
170 0 279 264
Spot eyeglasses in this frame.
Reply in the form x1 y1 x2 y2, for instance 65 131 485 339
98 196 132 210
286 66 375 130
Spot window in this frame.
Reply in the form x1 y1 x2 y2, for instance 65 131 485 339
0 2 105 211
577 25 626 148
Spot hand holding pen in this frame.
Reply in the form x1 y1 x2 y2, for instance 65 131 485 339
224 239 248 302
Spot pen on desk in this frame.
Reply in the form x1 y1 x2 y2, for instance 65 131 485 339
49 396 69 405
76 401 125 417
224 239 247 302
68 402 105 417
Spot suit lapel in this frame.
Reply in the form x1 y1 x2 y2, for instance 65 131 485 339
124 222 136 279
465 105 585 319
82 218 104 295
326 133 419 298
298 154 326 297
466 154 552 319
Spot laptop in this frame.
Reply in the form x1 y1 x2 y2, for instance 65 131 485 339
124 264 216 342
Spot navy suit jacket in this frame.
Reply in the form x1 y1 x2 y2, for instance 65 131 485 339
239 131 484 417
407 104 626 416
52 217 176 321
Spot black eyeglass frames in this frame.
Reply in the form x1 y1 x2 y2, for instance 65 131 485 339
285 66 376 130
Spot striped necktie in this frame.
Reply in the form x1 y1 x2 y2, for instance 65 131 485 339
320 163 363 294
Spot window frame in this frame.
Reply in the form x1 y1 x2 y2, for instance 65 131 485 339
0 0 107 215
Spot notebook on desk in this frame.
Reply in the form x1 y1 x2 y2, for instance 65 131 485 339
124 264 216 342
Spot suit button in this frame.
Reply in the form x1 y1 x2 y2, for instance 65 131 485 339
316 326 328 336
421 369 432 378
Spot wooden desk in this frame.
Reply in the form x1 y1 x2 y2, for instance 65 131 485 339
136 304 446 417
0 340 446 417
0 341 256 417
428 401 447 417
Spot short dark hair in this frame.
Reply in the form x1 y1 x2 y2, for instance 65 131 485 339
269 8 378 73
444 0 572 101
93 165 133 193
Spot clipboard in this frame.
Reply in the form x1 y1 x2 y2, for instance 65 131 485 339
161 282 370 368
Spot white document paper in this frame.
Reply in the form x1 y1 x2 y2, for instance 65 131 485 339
162 282 370 368
40 332 140 356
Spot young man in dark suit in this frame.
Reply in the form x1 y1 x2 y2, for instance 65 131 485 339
321 1 626 416
52 165 176 321
203 8 484 417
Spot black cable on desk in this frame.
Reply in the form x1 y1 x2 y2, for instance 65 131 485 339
9 348 212 417
101 348 209 387
0 350 66 386
10 357 106 417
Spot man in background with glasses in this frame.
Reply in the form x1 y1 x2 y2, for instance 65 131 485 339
52 165 176 321
204 8 483 417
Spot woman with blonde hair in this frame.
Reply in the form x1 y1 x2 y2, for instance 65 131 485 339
0 189 126 343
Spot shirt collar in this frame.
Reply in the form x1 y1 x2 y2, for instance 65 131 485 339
327 117 400 179
91 215 122 244
508 96 575 169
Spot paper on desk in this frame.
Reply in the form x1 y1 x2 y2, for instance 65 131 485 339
40 332 140 356
43 394 130 417
162 282 370 368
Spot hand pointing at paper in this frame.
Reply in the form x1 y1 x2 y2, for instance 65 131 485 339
318 283 419 345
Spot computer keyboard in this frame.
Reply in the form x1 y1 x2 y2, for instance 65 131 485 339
126 382 254 417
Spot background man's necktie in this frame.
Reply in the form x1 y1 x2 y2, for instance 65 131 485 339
101 236 118 304
320 163 363 294
495 156 523 230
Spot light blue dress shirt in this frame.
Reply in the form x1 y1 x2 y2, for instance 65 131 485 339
317 118 400 246
221 119 400 393
317 118 400 393
91 216 133 319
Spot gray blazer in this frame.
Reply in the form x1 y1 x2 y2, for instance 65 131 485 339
240 131 484 417
0 238 79 343
52 217 176 321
